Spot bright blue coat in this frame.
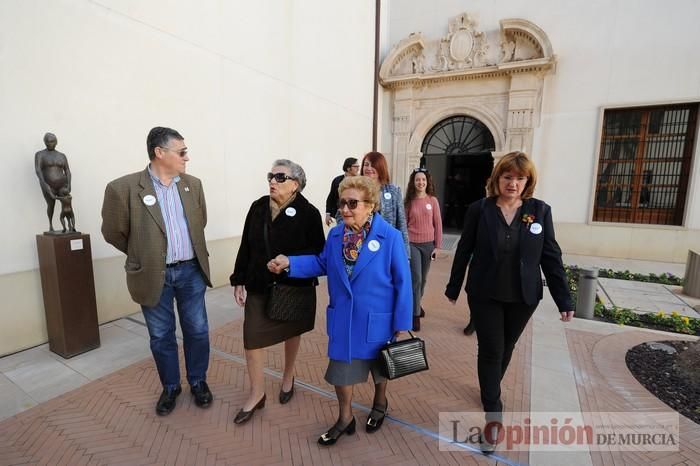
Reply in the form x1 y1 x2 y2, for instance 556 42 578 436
289 214 412 362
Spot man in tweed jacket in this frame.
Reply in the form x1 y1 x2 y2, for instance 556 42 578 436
101 127 213 416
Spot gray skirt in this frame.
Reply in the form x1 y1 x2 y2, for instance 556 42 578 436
324 358 387 386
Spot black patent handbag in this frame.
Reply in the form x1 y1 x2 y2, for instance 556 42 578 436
379 331 429 380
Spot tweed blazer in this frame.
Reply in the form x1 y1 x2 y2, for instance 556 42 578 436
378 183 410 257
101 167 212 307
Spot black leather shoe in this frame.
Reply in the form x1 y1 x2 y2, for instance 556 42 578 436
191 381 213 408
233 394 266 424
279 377 295 404
318 417 356 446
413 316 421 331
463 321 475 336
366 402 388 433
155 385 182 416
419 307 425 318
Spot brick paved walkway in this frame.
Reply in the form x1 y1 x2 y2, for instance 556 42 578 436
2 253 699 465
0 256 527 466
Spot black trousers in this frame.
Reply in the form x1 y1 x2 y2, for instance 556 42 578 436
468 295 537 413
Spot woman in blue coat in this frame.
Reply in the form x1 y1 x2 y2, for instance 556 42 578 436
267 176 412 446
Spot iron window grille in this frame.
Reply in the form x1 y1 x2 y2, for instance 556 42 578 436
593 103 698 225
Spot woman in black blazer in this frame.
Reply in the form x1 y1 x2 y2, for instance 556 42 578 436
445 151 573 452
230 159 325 424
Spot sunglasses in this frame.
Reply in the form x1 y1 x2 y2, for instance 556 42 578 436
338 198 370 210
267 172 294 183
413 167 428 173
160 146 188 158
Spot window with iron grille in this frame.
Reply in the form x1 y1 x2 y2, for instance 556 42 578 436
593 103 698 225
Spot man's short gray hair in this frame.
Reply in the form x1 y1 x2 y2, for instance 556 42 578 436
272 159 307 192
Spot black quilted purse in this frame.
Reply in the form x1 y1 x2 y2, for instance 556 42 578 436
379 331 429 380
266 282 315 321
263 211 315 321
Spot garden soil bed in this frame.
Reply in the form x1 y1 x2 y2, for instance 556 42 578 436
626 340 700 425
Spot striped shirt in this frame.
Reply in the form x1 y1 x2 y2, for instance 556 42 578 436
148 165 194 264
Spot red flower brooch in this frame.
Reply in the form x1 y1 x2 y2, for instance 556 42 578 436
522 214 535 226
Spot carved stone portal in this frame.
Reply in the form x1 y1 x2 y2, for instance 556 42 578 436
379 14 556 189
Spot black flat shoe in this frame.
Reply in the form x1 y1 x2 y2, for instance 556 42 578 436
155 385 182 416
233 394 266 424
419 307 425 318
191 381 213 408
412 316 421 331
366 402 388 433
279 377 295 404
318 417 356 446
463 321 475 336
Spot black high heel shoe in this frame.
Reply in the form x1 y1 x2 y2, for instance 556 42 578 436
366 402 388 433
318 417 356 446
233 393 266 424
279 377 295 404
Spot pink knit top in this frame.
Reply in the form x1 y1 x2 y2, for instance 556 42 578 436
406 196 443 249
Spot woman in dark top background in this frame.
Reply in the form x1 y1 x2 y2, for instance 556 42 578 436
444 151 574 453
230 159 325 424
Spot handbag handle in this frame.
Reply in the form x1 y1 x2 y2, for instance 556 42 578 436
388 330 416 343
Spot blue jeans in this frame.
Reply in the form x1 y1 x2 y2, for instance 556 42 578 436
141 261 210 391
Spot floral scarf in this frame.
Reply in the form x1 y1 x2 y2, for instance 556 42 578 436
342 214 373 277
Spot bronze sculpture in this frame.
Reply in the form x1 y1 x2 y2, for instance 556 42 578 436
35 133 76 233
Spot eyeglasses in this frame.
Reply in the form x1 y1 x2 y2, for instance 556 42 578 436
338 198 370 210
267 172 294 183
413 167 428 173
159 146 188 157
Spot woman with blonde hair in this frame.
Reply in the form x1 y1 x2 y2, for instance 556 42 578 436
445 151 573 453
268 176 412 446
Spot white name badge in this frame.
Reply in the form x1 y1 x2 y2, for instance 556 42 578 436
530 222 543 234
368 240 380 252
426 203 432 210
143 195 156 206
383 192 392 200
285 207 297 217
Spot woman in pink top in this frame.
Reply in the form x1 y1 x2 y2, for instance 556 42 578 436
404 168 443 331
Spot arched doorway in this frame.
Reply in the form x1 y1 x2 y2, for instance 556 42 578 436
420 115 495 231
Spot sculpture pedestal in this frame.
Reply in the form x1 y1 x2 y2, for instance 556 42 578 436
36 233 100 358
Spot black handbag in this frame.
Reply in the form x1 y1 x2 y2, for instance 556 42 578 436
263 210 315 321
379 331 429 380
266 282 315 321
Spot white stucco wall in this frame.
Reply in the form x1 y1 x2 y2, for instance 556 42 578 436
0 0 375 355
381 0 700 259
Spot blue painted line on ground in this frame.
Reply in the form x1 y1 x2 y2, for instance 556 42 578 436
125 316 524 465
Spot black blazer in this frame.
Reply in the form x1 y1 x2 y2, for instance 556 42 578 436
230 193 325 293
324 174 344 216
445 197 573 312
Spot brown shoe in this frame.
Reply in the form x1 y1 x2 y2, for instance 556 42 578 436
413 316 421 331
